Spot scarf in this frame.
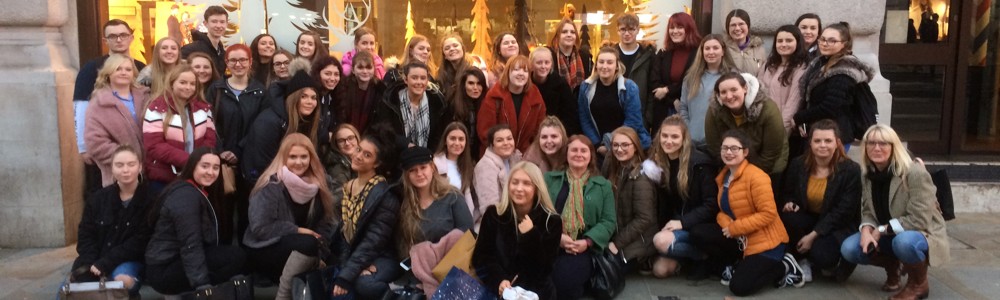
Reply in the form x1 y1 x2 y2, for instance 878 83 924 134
399 89 430 147
558 48 585 90
562 171 588 240
279 166 319 204
342 175 385 243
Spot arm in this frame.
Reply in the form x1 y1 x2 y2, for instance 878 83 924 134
793 75 853 126
471 208 510 291
476 95 498 147
169 189 213 288
577 85 600 145
74 196 102 270
245 185 299 244
451 193 474 232
755 102 788 173
74 60 99 154
558 80 582 135
582 181 618 252
679 86 691 123
680 164 721 227
726 172 779 237
473 162 501 223
142 110 191 168
781 68 805 133
612 176 657 248
703 108 722 160
894 165 940 233
83 103 119 168
336 189 401 286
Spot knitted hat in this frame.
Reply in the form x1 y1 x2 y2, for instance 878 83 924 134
399 146 433 171
286 69 316 95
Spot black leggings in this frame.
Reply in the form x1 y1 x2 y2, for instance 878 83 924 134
246 234 320 281
729 254 785 296
146 245 246 295
550 251 593 300
781 211 844 269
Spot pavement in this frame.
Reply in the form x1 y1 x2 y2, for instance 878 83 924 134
2 213 998 300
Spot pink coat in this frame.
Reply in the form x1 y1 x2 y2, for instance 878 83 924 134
142 96 217 182
84 87 150 186
471 147 522 231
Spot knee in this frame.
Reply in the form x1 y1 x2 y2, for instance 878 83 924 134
653 231 674 253
840 234 863 264
114 274 136 289
891 232 928 264
354 278 388 299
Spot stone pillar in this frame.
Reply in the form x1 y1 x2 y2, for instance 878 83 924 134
713 0 893 125
0 0 81 247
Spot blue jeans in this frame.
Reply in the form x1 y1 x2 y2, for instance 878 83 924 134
841 231 928 265
663 230 704 260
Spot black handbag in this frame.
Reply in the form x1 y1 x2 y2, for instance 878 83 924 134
589 250 627 300
179 275 254 300
929 169 955 221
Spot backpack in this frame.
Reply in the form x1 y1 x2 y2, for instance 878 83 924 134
850 82 879 139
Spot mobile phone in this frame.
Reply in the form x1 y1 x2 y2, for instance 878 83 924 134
399 257 412 271
866 243 877 254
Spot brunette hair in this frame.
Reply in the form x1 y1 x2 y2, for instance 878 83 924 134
684 34 735 100
435 122 474 192
250 34 275 78
603 126 645 192
566 135 599 174
796 13 823 47
159 63 206 139
296 31 328 62
398 158 459 255
284 87 321 146
268 49 295 85
725 9 752 33
353 27 376 45
617 12 640 29
333 123 361 155
487 124 513 149
450 67 486 123
310 56 344 92
549 18 579 50
664 13 702 51
491 32 520 72
203 5 228 21
438 33 469 92
185 51 220 85
804 119 848 177
528 116 568 171
764 25 808 86
821 22 854 75
402 34 437 74
103 19 134 34
649 115 694 200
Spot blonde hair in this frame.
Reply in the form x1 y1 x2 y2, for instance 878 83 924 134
528 47 554 75
860 124 912 177
587 46 626 82
94 54 139 92
528 116 568 171
685 34 735 100
649 116 694 200
148 37 181 96
251 133 335 222
398 162 459 256
497 161 558 221
402 34 438 75
157 63 205 139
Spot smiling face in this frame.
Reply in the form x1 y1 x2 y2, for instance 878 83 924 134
335 128 359 155
320 64 341 90
508 64 529 90
443 38 464 63
668 23 687 44
500 35 519 59
464 74 483 98
354 63 374 85
297 35 316 58
720 137 748 168
172 71 197 99
111 150 141 186
717 78 747 112
297 88 318 117
412 40 431 63
257 36 276 58
596 52 618 81
193 153 221 187
404 67 429 96
205 14 228 39
491 129 516 158
285 145 311 177
531 50 553 77
775 31 798 57
865 134 892 168
356 34 376 54
111 61 135 87
538 126 564 155
727 16 748 42
798 18 820 46
445 129 467 158
559 23 578 49
190 57 214 84
406 163 434 190
158 39 180 65
819 28 846 56
351 140 379 173
611 134 636 162
703 39 724 66
810 129 837 161
659 125 684 156
226 49 250 77
508 169 536 210
272 54 291 79
566 139 592 171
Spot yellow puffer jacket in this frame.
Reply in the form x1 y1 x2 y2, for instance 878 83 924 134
715 160 789 257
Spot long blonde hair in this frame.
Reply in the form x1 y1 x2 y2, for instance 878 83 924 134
497 161 557 221
860 124 912 178
398 161 459 256
251 133 335 223
149 37 181 96
158 63 205 139
402 34 438 75
649 116 693 200
684 34 735 100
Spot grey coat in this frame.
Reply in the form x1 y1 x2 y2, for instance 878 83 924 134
243 175 339 249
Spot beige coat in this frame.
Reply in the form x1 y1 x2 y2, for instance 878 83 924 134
725 35 767 74
861 163 950 266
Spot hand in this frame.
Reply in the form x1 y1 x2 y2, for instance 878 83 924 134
721 227 732 238
860 226 880 254
608 242 619 255
560 234 575 250
796 231 818 253
653 87 669 99
664 220 682 231
220 151 238 164
783 202 799 212
798 124 808 137
597 146 608 155
298 227 321 239
81 152 94 164
333 284 348 296
89 265 101 276
499 279 512 294
517 215 534 234
573 239 590 254
360 264 377 276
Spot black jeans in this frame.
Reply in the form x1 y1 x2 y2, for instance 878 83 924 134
781 211 844 269
246 233 320 281
551 251 593 300
146 245 246 295
729 254 785 296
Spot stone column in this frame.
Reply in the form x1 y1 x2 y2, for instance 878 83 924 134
0 0 81 247
713 0 893 125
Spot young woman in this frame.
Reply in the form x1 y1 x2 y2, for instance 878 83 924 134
473 125 523 229
757 25 809 136
840 125 949 300
84 54 150 187
450 67 487 155
723 9 767 74
325 123 360 194
336 50 386 134
397 146 473 256
780 119 861 283
146 147 246 295
604 127 657 268
643 116 718 279
650 12 701 129
384 34 438 90
329 126 402 299
477 55 546 155
142 63 216 192
310 55 343 140
680 34 735 148
796 14 823 59
268 49 295 87
796 22 874 150
295 31 328 65
548 18 592 90
473 161 562 299
374 61 451 148
244 133 337 299
705 72 789 176
437 33 470 96
488 32 522 87
433 122 475 217
341 27 386 79
250 33 277 82
709 130 803 296
530 47 581 135
187 52 219 97
544 135 616 300
137 37 180 97
578 46 652 153
522 116 568 173
72 145 152 296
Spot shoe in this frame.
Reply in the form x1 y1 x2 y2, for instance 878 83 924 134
639 257 655 276
834 259 857 283
891 260 929 300
686 260 712 281
799 259 813 282
720 265 733 286
869 255 903 292
779 253 805 288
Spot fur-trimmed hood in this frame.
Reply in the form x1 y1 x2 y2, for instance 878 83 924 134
801 55 875 103
725 35 765 50
709 72 767 122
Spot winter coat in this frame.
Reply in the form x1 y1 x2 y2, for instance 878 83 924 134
705 73 788 174
611 165 658 261
330 180 402 288
204 78 268 161
473 204 562 299
340 49 386 80
324 151 354 197
374 84 453 148
578 76 652 149
181 31 226 73
549 46 593 90
756 64 806 134
477 83 547 156
142 96 217 182
145 181 221 288
73 56 145 154
84 86 150 186
241 93 331 182
782 156 862 241
335 77 386 134
715 160 789 257
533 70 582 136
544 171 617 252
725 35 767 74
650 47 697 116
472 146 523 230
73 183 153 274
796 55 875 144
861 163 950 266
243 175 339 249
641 149 720 228
616 42 656 128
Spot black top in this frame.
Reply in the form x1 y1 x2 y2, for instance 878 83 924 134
661 158 681 222
290 199 310 227
590 81 625 138
472 204 562 299
868 167 894 225
620 49 638 75
512 91 525 116
533 70 582 135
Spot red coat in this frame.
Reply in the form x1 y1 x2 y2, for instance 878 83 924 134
142 96 216 182
476 84 546 157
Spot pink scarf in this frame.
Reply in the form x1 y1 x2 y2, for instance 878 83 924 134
279 166 318 204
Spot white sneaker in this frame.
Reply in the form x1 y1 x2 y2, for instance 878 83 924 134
800 259 813 282
779 253 805 288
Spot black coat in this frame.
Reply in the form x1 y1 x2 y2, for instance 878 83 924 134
331 180 401 288
796 55 873 144
73 184 153 275
533 71 581 136
181 31 226 73
204 78 268 160
781 156 862 240
241 89 331 182
650 47 696 103
145 182 220 288
374 84 453 148
335 77 386 134
644 149 719 228
473 205 562 300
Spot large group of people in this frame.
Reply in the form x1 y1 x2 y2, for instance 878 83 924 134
69 5 949 300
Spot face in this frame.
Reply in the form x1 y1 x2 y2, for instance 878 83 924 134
193 154 221 187
404 67 429 96
508 169 536 209
775 31 798 57
172 71 197 99
728 16 749 41
566 140 592 171
111 151 141 186
297 88 318 117
356 34 377 54
351 140 379 173
810 129 838 160
226 49 250 77
559 23 578 48
668 23 687 44
111 61 135 87
285 145 311 177
611 134 636 162
257 36 276 58
818 28 845 56
720 137 747 167
508 65 529 89
445 129 467 158
538 126 563 155
717 78 747 111
865 134 892 167
412 41 431 63
205 14 228 39
798 18 820 45
659 125 684 156
272 54 291 78
500 35 519 59
320 65 341 90
443 38 464 62
158 40 180 65
464 75 483 98
190 57 214 84
491 129 516 158
354 63 374 84
703 39 724 65
335 128 359 155
297 35 316 58
406 163 435 189
596 52 618 80
104 24 134 54
531 51 553 77
618 25 638 45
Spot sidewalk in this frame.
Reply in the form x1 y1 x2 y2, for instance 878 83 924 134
2 213 998 299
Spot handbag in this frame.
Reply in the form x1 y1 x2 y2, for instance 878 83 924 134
179 275 254 300
431 267 493 300
221 164 237 195
59 277 128 300
431 230 477 282
588 249 627 300
929 169 956 221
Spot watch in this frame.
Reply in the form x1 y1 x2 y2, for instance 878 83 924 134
877 225 887 234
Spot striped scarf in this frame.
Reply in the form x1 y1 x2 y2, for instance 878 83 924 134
562 172 588 240
342 175 385 243
399 90 430 147
558 49 585 90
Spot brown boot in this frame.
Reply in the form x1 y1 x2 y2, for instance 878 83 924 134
868 255 902 292
890 260 929 300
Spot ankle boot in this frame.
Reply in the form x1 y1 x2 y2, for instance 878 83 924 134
890 260 929 300
868 255 902 292
277 251 319 300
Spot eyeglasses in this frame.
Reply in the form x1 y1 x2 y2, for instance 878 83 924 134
273 61 290 67
618 27 638 34
227 58 250 65
105 33 132 41
865 140 891 149
336 135 357 145
818 37 843 45
612 142 633 150
721 146 744 153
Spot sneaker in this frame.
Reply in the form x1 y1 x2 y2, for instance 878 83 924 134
833 260 857 282
720 265 734 286
799 259 813 282
780 253 805 288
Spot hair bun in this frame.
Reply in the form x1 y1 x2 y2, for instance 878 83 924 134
839 21 850 28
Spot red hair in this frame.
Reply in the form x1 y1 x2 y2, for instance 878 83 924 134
664 13 702 51
225 44 252 61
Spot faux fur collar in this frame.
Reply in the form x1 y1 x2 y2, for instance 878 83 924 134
801 55 875 103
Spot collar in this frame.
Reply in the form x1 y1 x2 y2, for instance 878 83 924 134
112 90 134 102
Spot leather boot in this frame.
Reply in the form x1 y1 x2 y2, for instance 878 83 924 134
890 260 929 300
277 251 319 300
868 255 902 292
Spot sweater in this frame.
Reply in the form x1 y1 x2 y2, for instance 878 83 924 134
705 73 789 174
578 76 652 148
679 71 722 146
756 64 807 134
715 160 789 257
142 96 217 182
477 83 547 156
544 171 617 252
84 86 151 186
